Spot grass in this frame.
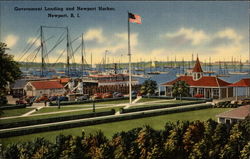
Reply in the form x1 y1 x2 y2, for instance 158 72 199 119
33 106 90 114
0 108 232 148
0 108 33 118
137 97 169 103
55 99 131 107
129 100 195 109
0 106 123 124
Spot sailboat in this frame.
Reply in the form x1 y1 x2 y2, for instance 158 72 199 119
147 61 160 75
216 61 230 77
228 58 248 75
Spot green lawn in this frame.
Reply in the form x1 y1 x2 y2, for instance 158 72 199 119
129 100 194 109
33 106 90 114
0 106 122 124
0 108 232 148
55 99 131 107
137 97 169 103
0 108 33 118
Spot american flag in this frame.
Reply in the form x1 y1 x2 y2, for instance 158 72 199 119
129 12 142 24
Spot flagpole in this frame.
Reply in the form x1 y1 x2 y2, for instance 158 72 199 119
128 12 132 104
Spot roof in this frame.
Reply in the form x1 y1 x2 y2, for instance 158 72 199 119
30 81 64 90
12 79 28 89
192 57 203 73
52 78 70 84
162 75 231 87
228 78 250 87
216 105 250 120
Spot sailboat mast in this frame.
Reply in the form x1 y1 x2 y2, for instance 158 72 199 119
66 27 70 76
40 26 44 77
81 33 85 75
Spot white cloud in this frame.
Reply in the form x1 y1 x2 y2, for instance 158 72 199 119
165 28 209 45
215 28 242 43
115 32 138 47
27 37 40 47
4 35 19 48
84 28 106 43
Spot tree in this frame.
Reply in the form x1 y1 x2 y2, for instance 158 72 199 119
172 80 190 100
0 42 21 105
140 79 157 96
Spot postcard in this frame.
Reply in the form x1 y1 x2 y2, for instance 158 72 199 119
0 1 249 159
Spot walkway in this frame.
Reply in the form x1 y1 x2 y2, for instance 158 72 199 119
0 102 211 133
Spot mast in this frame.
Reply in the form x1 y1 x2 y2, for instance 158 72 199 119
91 52 93 70
81 33 85 75
40 26 45 77
66 27 70 76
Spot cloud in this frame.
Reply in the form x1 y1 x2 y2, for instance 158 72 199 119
4 35 19 48
84 28 106 43
164 28 209 46
115 32 138 47
216 28 242 42
27 37 40 47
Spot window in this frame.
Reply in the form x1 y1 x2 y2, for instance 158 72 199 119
219 117 225 123
198 88 204 94
213 89 219 96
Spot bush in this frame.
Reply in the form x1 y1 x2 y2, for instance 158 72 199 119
0 95 8 106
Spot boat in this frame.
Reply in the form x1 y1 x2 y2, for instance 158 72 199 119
147 71 160 75
228 71 248 75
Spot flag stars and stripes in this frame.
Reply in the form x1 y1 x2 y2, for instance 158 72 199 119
128 12 142 24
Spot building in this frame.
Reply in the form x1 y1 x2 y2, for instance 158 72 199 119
228 78 250 100
162 57 233 99
24 80 65 96
216 105 250 124
10 79 28 98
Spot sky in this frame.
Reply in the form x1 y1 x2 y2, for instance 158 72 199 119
0 1 249 65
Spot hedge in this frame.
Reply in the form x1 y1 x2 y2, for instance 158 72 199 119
49 97 129 106
0 109 115 129
144 95 212 102
0 104 211 138
0 104 26 110
120 100 207 114
213 101 239 108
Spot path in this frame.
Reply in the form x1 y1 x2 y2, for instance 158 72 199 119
0 102 211 133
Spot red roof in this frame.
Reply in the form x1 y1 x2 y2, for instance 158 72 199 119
216 105 250 119
30 81 64 90
192 57 203 72
162 75 231 87
52 78 70 84
228 78 250 87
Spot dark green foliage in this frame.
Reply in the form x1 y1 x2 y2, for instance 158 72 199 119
172 80 191 99
140 79 157 95
0 42 22 106
3 118 250 159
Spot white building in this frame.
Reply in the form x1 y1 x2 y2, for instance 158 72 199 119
24 81 65 96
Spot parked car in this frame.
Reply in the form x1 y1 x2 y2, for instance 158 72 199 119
132 91 137 98
113 92 124 98
76 95 89 101
102 93 113 98
16 99 27 105
35 96 49 103
49 96 58 101
58 96 69 101
194 94 204 98
92 93 103 99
